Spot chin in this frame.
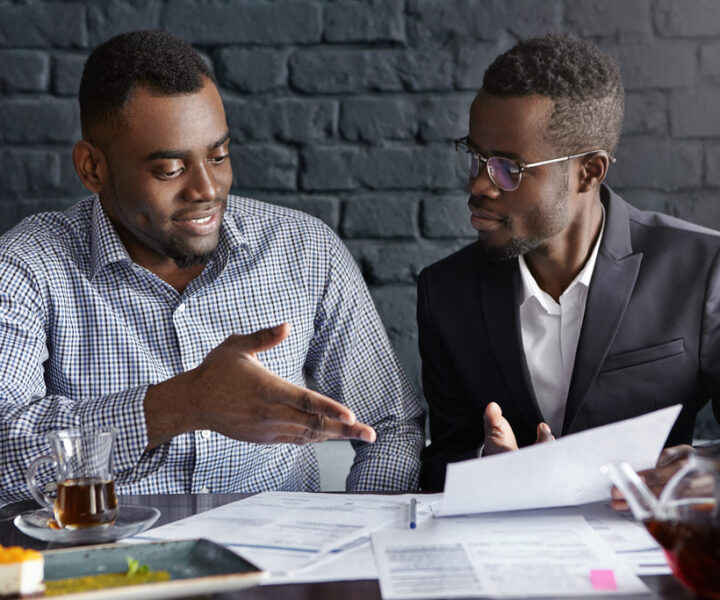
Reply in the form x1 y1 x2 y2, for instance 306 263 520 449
476 235 540 260
172 252 215 269
165 235 218 269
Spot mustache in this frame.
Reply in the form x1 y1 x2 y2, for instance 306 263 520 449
468 197 509 225
173 197 226 220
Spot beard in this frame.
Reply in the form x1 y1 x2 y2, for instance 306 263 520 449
475 233 544 261
475 168 570 261
163 236 216 269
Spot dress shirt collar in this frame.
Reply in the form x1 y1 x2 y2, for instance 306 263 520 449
518 204 606 310
89 195 249 281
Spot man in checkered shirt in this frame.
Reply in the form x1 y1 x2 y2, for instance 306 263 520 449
0 30 424 502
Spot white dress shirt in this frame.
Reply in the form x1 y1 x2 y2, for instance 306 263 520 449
517 209 605 435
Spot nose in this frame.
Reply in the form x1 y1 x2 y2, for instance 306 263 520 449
184 161 220 203
469 162 500 199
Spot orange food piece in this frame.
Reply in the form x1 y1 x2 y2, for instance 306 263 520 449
0 546 42 564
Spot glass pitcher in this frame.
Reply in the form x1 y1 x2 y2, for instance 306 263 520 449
603 448 720 599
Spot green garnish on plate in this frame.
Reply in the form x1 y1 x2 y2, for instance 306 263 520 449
44 554 170 596
126 555 149 576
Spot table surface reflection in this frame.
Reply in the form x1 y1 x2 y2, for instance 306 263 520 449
0 493 696 600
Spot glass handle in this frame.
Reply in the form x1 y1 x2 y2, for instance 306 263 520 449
25 455 56 511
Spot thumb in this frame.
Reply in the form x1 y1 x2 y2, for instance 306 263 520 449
234 322 291 355
483 402 518 453
483 402 504 429
535 422 555 444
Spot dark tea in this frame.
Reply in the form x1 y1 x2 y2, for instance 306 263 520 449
645 518 720 599
54 477 118 529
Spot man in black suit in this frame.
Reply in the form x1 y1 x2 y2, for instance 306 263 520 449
418 35 720 500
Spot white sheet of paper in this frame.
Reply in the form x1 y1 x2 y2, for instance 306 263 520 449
372 513 649 599
574 502 670 576
437 404 682 516
127 491 439 583
448 502 671 576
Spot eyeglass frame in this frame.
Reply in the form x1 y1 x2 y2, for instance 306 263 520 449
454 136 616 192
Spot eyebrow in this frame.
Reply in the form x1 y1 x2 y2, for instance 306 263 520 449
466 137 525 162
143 130 231 162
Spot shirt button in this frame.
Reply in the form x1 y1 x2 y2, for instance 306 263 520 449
199 487 210 494
177 303 186 313
201 429 211 439
44 482 57 492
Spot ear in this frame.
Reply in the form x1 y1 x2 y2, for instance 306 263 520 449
577 152 611 194
72 140 107 194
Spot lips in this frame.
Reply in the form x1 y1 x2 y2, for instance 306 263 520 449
468 199 505 232
174 208 222 236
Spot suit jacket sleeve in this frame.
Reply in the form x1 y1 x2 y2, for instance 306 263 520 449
417 268 484 491
701 245 720 431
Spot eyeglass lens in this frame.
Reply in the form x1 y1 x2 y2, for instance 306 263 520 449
457 149 522 191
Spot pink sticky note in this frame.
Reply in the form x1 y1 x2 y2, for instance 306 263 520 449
590 569 618 590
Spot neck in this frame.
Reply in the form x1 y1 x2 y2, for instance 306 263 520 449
115 230 207 294
524 195 603 302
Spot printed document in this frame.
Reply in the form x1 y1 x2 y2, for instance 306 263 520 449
438 404 681 516
130 491 436 581
372 513 649 599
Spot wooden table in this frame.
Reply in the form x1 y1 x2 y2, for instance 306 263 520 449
0 493 696 599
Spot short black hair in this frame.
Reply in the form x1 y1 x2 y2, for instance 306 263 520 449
79 29 216 141
483 35 624 155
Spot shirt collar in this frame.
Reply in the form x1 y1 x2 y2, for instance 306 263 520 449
215 203 250 264
518 203 606 308
90 196 132 280
90 195 250 281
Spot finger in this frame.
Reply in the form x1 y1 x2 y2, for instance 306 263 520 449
268 409 376 443
230 323 292 355
656 445 692 468
270 378 359 426
638 463 685 488
610 498 630 511
535 423 555 444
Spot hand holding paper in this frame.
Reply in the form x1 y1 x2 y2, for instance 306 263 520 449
610 443 693 511
438 405 682 516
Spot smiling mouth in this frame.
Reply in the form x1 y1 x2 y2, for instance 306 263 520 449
174 210 222 236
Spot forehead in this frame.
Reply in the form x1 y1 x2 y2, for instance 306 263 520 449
114 81 227 153
468 91 555 157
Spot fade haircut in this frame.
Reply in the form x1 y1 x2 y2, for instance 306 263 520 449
483 35 624 156
79 30 216 141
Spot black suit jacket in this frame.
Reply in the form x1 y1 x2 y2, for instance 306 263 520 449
418 186 720 490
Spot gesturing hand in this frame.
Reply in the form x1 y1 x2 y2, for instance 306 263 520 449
482 402 554 456
145 323 376 449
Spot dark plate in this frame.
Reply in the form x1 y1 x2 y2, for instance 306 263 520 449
43 538 265 599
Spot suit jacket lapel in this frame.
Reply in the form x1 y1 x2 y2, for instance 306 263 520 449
563 187 643 434
480 255 543 433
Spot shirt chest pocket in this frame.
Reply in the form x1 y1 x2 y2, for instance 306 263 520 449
600 338 685 374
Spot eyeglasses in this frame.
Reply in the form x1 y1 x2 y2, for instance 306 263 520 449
454 136 615 192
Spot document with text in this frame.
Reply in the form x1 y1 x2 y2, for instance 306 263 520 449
437 404 682 516
372 513 649 599
128 491 438 582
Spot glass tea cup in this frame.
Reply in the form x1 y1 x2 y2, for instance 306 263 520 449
26 427 118 529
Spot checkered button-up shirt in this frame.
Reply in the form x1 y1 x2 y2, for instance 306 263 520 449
0 195 424 502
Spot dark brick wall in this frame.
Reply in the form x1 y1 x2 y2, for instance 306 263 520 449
2 0 719 437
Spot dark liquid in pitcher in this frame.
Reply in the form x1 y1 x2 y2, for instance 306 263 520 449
645 518 720 599
55 478 118 528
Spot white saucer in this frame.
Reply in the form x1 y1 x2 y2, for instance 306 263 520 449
14 504 160 544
